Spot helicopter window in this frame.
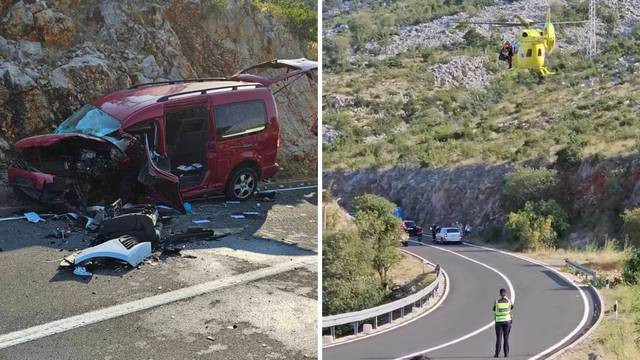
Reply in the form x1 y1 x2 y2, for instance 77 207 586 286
526 49 532 57
538 49 542 57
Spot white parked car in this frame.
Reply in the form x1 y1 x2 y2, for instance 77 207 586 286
434 227 462 244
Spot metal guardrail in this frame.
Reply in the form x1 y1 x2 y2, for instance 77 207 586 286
322 264 444 339
565 258 598 282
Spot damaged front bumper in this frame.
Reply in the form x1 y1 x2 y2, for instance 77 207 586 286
60 235 152 269
8 133 184 213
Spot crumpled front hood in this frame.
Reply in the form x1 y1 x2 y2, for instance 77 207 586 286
15 133 110 149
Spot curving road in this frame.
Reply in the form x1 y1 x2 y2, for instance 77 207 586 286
323 242 599 360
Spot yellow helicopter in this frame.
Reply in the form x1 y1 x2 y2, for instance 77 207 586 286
458 11 586 77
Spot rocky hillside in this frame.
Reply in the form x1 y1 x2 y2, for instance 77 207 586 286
0 0 317 177
325 152 640 245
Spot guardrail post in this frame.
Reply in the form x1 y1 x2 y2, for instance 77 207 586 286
374 316 378 328
390 311 393 322
401 306 405 318
331 326 335 339
353 321 358 335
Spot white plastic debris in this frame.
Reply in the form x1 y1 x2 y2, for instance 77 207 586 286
192 219 210 224
61 236 152 269
230 214 245 219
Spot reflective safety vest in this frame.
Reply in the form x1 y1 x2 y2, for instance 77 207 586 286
495 299 512 322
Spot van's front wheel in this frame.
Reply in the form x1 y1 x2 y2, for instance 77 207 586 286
226 167 258 201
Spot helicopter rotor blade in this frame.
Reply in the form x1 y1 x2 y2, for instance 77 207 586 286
450 21 526 27
545 20 589 24
451 19 588 27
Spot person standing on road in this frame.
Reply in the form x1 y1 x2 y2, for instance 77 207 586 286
493 288 513 357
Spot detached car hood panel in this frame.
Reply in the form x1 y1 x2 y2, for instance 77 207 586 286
15 133 110 148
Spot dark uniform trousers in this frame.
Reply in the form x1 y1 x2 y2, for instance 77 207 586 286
494 320 512 357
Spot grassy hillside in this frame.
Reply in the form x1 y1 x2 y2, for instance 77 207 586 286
324 8 640 171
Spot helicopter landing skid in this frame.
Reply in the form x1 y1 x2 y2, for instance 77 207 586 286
538 66 554 77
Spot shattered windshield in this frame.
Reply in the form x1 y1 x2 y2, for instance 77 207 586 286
55 104 121 137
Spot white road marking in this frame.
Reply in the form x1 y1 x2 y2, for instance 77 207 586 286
322 247 451 348
464 243 590 360
263 185 317 192
395 242 516 360
547 281 604 359
0 256 315 350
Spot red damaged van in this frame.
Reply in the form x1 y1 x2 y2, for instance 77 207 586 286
7 58 317 211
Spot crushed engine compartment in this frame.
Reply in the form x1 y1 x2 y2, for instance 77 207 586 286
10 135 141 209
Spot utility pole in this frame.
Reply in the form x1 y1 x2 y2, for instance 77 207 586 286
588 0 597 57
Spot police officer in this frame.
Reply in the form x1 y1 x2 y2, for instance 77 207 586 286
493 288 513 357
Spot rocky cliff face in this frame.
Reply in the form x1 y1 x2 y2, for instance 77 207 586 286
325 153 640 245
0 0 317 177
325 164 515 235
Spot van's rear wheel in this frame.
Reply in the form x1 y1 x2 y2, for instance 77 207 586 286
226 167 258 201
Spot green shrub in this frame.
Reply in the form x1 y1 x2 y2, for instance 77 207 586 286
348 12 374 48
523 199 570 237
323 229 386 314
252 0 316 42
385 57 403 68
354 194 403 290
420 48 436 63
502 167 559 211
324 35 351 71
463 29 489 48
506 207 558 250
622 207 640 247
622 249 640 284
555 144 582 169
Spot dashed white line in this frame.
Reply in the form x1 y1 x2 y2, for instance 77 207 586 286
0 256 315 350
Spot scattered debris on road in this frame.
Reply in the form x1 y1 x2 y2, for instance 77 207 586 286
2 181 315 278
24 212 46 223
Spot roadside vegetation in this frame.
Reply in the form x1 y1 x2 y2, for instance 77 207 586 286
323 192 434 316
492 165 640 358
252 0 317 42
525 242 640 359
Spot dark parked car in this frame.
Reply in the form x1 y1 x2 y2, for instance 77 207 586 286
402 220 423 237
8 59 317 211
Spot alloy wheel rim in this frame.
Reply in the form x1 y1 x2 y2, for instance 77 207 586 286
233 173 255 199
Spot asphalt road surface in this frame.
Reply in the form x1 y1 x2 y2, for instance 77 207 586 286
0 184 317 360
323 241 598 360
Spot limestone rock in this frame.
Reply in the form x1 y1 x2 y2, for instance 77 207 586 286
33 9 75 47
1 1 34 39
141 55 162 79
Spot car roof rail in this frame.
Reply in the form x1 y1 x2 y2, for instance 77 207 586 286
128 77 229 89
156 84 263 102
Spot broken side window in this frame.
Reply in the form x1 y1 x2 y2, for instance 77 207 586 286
126 120 159 150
